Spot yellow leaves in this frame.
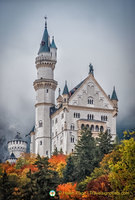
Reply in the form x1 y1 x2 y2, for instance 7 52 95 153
49 154 67 177
56 162 66 178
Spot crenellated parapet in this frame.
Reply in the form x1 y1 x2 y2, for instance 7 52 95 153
35 55 56 69
33 78 57 91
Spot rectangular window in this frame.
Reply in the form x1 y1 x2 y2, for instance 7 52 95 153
40 141 42 145
46 151 48 155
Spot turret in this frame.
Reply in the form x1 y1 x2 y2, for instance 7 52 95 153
57 88 63 107
32 17 58 157
62 81 69 105
8 132 27 163
111 86 118 109
50 36 57 61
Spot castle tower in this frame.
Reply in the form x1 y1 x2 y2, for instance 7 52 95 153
33 18 57 157
8 132 27 163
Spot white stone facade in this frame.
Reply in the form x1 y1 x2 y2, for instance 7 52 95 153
51 74 118 155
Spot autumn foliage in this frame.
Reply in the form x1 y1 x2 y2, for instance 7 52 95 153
57 183 82 200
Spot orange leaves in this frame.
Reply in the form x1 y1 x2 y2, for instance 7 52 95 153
49 154 67 168
49 154 67 177
57 183 81 200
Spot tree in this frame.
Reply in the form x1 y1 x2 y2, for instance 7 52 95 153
21 169 38 200
57 183 81 200
73 128 99 182
63 155 76 183
96 131 113 159
109 136 135 199
53 147 59 155
0 170 17 200
32 155 59 200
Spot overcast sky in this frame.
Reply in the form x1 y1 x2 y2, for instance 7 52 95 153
0 0 135 159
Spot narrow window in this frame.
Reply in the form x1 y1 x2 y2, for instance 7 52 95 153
46 151 48 156
39 120 43 127
40 141 42 145
47 89 48 93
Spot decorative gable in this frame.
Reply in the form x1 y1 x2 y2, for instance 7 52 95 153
69 74 113 109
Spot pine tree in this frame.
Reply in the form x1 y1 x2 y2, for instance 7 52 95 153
73 128 98 182
21 169 38 200
59 148 64 154
33 155 59 200
97 131 113 159
63 155 76 183
0 170 16 200
53 147 59 155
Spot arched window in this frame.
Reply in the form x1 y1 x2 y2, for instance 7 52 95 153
71 137 74 143
95 125 99 132
90 114 91 120
106 116 107 121
88 97 94 104
39 120 43 127
81 124 84 129
91 125 94 131
92 115 94 120
86 124 89 129
100 126 104 132
87 114 89 119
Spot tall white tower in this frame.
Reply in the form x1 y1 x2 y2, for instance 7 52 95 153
33 18 57 157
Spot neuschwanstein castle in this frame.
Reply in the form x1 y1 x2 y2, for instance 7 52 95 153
30 18 118 158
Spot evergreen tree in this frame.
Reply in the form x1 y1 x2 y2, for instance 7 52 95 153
53 147 59 155
59 148 64 154
21 169 38 200
0 170 16 200
97 131 113 159
63 155 76 183
33 155 59 200
73 128 98 182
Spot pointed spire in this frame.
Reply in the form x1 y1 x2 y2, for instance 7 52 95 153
62 81 69 95
38 16 50 54
50 36 57 49
44 16 47 29
89 63 94 76
111 86 118 101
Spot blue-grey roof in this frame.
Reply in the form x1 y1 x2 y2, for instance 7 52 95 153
50 37 57 49
38 27 50 54
50 104 62 116
14 132 22 140
9 153 17 159
69 78 86 97
111 87 118 101
62 82 69 95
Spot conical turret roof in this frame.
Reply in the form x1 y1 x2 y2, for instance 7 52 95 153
111 87 118 101
38 17 50 54
62 81 69 95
